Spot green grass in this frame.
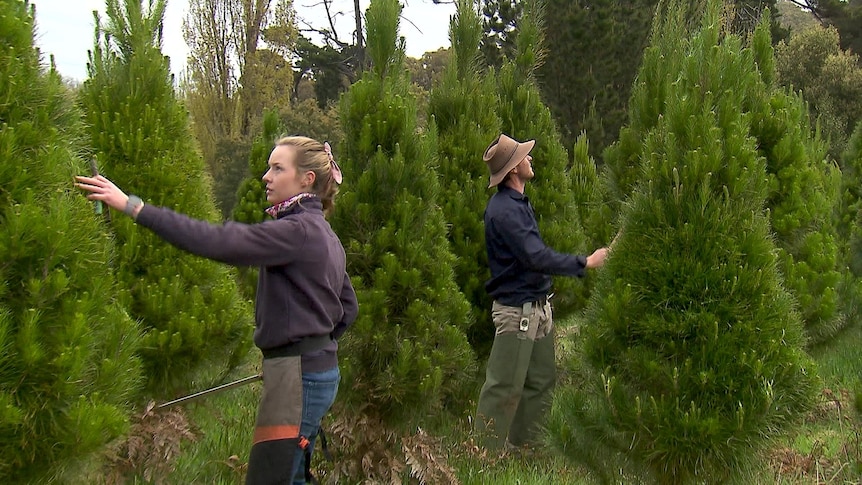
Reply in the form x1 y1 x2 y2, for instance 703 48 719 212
769 323 862 484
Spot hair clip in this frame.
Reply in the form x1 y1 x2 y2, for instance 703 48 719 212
324 141 343 185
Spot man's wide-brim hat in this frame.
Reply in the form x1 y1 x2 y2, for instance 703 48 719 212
483 133 535 188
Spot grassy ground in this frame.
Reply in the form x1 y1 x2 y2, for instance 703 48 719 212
102 316 862 484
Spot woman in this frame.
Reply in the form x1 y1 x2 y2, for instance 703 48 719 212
76 136 357 484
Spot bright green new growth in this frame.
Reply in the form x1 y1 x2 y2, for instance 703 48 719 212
78 0 253 391
0 0 143 481
331 0 475 424
548 2 815 483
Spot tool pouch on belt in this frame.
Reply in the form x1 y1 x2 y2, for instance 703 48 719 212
246 355 302 484
519 301 532 334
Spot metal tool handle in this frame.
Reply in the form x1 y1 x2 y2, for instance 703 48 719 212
157 374 262 409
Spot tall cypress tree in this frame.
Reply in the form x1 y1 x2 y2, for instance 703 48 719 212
331 0 475 426
78 0 253 391
548 2 815 482
428 0 501 354
603 2 846 345
0 1 143 481
495 0 591 318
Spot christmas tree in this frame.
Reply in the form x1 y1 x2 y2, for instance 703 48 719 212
548 3 816 482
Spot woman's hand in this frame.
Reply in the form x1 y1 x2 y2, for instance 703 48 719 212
74 175 132 214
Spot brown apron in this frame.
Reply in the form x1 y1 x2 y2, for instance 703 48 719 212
246 355 303 484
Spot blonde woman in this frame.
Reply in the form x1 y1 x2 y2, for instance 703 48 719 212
77 136 356 484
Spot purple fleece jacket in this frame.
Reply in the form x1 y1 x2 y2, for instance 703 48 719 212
135 197 358 372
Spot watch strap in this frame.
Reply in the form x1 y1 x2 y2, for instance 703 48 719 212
124 195 143 217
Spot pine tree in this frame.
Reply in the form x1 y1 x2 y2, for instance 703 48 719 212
0 1 143 481
748 89 844 344
548 3 815 482
603 3 846 345
494 0 591 318
428 0 501 354
78 0 253 391
330 0 475 426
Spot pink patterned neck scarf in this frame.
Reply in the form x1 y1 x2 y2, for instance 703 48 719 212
265 192 316 218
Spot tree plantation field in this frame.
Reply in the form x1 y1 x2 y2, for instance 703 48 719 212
3 0 862 483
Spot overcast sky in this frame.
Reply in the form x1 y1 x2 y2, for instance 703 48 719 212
32 0 457 82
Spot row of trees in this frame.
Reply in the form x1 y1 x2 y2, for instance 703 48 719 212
3 0 862 482
186 0 862 221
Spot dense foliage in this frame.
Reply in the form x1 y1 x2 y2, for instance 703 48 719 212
0 1 143 481
537 0 656 154
775 25 862 158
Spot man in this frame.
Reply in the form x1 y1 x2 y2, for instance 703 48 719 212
475 133 609 451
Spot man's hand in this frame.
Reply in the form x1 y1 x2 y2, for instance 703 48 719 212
586 247 610 269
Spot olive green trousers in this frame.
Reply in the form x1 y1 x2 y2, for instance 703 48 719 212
475 300 555 450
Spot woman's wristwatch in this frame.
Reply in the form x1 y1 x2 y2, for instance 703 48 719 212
124 195 144 218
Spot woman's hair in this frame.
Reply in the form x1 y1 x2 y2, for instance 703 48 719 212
275 136 341 216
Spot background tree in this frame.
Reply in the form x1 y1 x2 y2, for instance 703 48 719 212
78 0 253 392
777 0 818 31
789 0 862 55
548 4 816 482
429 0 501 354
480 0 523 69
327 0 476 479
183 0 296 216
291 35 357 109
775 24 862 158
0 1 143 481
537 0 657 157
406 47 450 92
494 0 592 321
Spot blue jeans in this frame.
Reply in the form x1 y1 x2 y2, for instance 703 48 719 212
290 366 340 484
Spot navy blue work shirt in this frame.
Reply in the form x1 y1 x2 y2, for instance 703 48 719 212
484 185 587 307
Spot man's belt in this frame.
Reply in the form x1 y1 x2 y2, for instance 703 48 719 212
519 294 552 332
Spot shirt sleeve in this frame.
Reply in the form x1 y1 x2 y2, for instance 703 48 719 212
135 205 307 267
332 271 358 339
495 207 586 277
